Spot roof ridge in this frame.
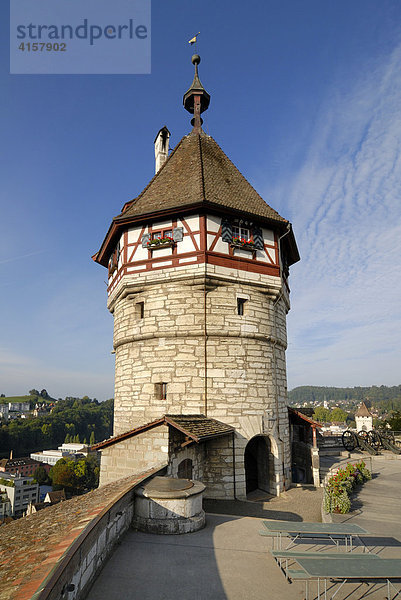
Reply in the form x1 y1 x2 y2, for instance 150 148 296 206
197 132 206 201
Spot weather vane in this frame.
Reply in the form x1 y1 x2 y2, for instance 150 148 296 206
188 32 200 52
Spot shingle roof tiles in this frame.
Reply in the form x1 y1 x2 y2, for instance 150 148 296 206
116 132 287 225
165 414 234 441
91 414 233 450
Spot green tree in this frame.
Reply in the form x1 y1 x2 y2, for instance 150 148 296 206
330 408 348 422
313 407 331 423
29 389 40 396
41 423 53 440
89 431 95 445
33 465 50 485
387 411 401 431
50 459 76 493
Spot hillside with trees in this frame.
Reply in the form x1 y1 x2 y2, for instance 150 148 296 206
0 396 113 458
289 385 401 412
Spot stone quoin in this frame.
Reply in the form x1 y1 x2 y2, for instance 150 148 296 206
92 55 300 499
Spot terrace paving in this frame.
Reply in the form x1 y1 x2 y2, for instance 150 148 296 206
85 456 401 600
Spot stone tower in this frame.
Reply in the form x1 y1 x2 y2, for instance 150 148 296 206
355 402 373 432
93 56 299 497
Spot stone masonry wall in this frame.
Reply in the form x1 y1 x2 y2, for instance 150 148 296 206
167 429 237 500
99 426 169 486
110 262 291 496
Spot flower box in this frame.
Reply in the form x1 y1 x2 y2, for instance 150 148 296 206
147 237 175 250
231 237 256 251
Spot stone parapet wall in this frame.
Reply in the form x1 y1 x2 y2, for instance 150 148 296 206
0 467 162 600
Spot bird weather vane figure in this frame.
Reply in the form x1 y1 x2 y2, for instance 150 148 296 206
188 32 200 52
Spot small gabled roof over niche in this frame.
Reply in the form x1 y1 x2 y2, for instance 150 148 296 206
91 414 234 451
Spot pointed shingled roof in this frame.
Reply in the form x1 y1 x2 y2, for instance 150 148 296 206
117 131 287 225
355 402 373 417
94 130 299 268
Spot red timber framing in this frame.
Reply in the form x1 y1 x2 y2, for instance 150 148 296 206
106 211 282 294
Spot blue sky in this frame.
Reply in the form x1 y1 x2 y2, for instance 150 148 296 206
1 0 400 400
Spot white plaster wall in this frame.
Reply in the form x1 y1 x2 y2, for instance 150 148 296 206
206 215 220 232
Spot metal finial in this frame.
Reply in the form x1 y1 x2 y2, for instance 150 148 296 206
183 54 210 133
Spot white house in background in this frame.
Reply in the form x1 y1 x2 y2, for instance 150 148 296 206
58 443 89 453
355 402 373 432
0 404 9 420
8 401 30 413
0 473 39 517
0 490 12 519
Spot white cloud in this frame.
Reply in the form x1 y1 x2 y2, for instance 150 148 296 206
269 44 401 389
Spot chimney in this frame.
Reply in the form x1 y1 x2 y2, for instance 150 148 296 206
154 126 170 173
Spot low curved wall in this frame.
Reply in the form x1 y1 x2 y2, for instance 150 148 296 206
0 465 165 600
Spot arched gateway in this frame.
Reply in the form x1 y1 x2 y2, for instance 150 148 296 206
244 435 275 495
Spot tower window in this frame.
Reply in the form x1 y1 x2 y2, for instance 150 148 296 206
155 382 168 400
232 225 250 242
135 302 144 320
237 298 248 316
152 229 173 240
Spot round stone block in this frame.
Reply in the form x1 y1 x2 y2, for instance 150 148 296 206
133 477 206 535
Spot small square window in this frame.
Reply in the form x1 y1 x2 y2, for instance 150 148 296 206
155 383 168 400
237 298 248 316
135 302 144 319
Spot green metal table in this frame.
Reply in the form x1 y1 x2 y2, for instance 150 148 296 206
270 549 380 581
261 520 368 551
294 556 401 600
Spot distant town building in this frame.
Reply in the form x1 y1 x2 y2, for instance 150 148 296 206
30 444 88 466
58 443 89 454
0 457 51 477
44 490 66 504
0 473 39 517
355 402 373 432
0 404 9 420
8 401 30 413
0 490 12 520
26 489 66 516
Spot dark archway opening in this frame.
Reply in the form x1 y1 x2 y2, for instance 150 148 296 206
177 458 193 479
244 436 272 494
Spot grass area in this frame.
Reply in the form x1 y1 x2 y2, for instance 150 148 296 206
0 395 55 405
0 396 33 404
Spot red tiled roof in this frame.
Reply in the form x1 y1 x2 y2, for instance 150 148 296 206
288 406 322 428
